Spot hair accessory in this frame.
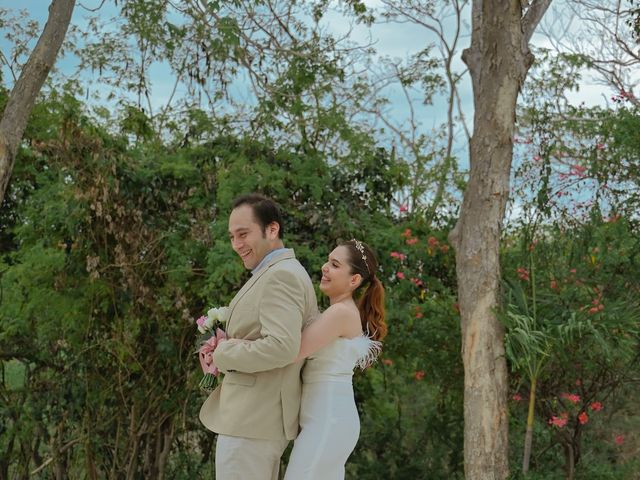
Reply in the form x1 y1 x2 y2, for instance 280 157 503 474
351 239 371 273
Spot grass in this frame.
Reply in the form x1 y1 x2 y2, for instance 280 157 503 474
3 359 26 390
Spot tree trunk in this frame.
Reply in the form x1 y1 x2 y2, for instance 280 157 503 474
564 442 574 480
449 1 551 478
156 420 174 480
523 377 537 473
0 0 76 205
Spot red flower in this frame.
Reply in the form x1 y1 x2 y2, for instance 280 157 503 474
399 204 408 213
512 393 523 402
570 164 587 177
427 236 439 248
560 392 581 404
406 237 418 245
589 402 603 412
396 272 405 280
402 228 412 238
614 435 625 445
414 371 425 381
390 251 407 261
550 279 559 291
440 244 450 254
589 303 605 314
516 267 530 281
578 411 589 425
410 277 423 287
382 358 393 366
549 415 568 428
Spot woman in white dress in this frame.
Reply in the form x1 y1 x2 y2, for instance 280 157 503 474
283 239 387 480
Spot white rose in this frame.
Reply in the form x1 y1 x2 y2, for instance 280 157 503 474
219 307 229 324
207 307 223 323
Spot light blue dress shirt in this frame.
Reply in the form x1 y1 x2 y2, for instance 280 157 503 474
251 247 287 275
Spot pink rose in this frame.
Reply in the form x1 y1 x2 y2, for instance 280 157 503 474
199 337 220 376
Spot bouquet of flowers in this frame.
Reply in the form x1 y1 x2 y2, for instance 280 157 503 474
196 306 229 392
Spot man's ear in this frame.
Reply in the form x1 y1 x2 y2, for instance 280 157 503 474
266 221 280 240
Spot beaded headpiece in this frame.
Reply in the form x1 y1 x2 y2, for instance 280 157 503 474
351 239 371 274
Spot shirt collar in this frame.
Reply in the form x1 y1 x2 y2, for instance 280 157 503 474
251 247 287 275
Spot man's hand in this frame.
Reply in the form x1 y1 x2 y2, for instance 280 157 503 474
216 328 227 343
199 337 220 376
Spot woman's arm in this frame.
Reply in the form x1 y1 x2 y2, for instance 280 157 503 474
213 269 305 373
294 303 360 362
223 303 360 363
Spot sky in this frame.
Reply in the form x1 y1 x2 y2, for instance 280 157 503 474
0 0 616 114
2 0 634 221
0 0 630 168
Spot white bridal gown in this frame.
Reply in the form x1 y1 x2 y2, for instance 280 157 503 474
284 334 381 480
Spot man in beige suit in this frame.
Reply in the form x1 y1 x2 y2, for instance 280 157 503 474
199 193 318 480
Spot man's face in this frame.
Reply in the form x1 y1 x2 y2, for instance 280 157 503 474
228 205 278 270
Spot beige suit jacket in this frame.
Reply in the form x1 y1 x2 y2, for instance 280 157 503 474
199 249 318 441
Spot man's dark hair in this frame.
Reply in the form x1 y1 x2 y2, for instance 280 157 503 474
231 193 285 238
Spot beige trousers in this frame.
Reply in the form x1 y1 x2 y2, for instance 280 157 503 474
215 434 288 480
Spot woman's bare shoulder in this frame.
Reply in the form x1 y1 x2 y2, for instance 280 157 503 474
323 302 361 336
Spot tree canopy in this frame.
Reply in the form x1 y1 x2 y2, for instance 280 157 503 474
1 1 639 479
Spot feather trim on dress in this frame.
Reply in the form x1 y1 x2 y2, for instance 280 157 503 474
351 335 382 370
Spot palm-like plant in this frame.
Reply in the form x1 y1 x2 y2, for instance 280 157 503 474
503 276 553 474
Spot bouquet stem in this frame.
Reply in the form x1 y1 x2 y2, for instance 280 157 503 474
199 373 218 392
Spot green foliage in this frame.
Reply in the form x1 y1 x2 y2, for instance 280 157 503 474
350 227 463 479
2 3 639 478
3 85 636 476
503 217 640 478
511 46 640 474
503 307 552 381
2 360 25 391
628 0 640 41
0 85 464 478
516 48 640 223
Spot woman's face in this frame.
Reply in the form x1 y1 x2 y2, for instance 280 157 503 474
319 246 360 297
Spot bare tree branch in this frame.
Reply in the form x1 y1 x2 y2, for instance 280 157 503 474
0 0 76 204
78 0 106 12
523 0 553 45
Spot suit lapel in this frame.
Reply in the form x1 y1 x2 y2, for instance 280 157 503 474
226 249 296 331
